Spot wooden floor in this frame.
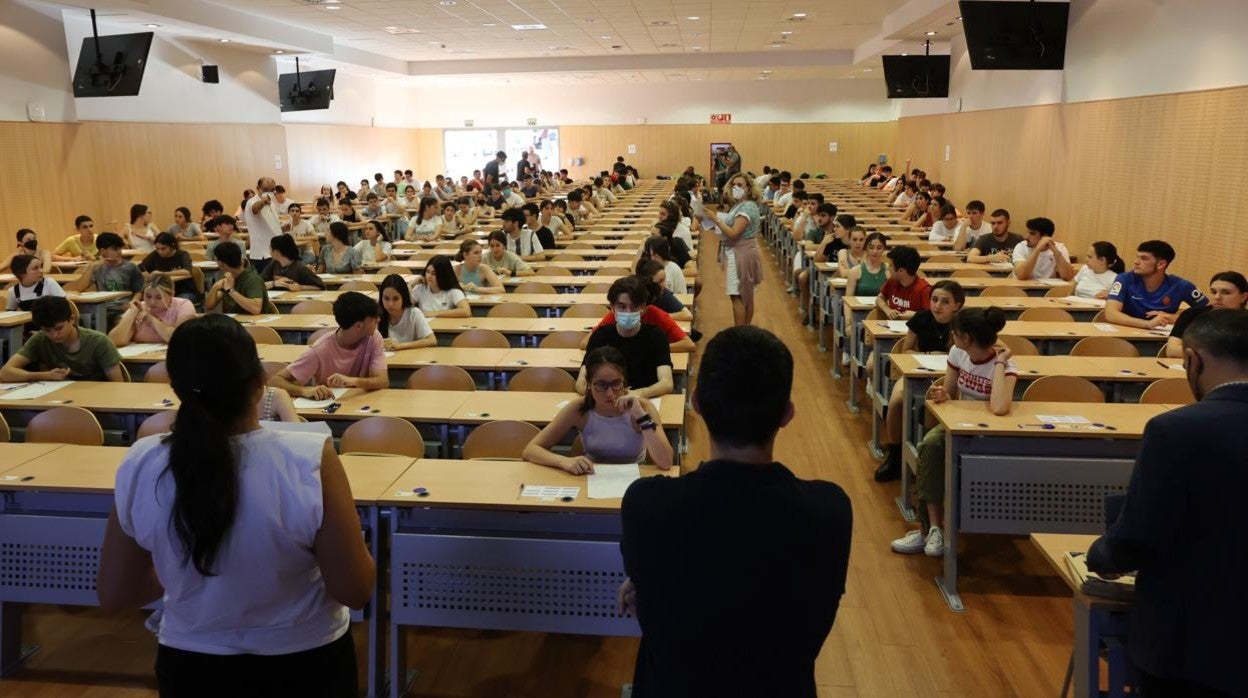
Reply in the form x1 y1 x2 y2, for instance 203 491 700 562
3 232 1077 697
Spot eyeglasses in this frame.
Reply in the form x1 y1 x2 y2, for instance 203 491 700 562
591 379 626 394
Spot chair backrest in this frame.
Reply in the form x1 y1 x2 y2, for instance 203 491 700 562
1021 375 1106 403
1043 284 1074 298
338 280 379 293
189 265 206 294
539 330 588 349
1091 310 1107 323
406 364 477 391
307 326 336 345
25 406 104 445
261 360 288 380
451 328 510 348
514 282 557 294
137 410 177 439
292 299 334 315
595 267 631 277
551 253 584 262
978 286 1028 298
927 254 961 263
461 419 541 460
561 304 609 319
117 362 133 383
261 299 280 315
950 269 990 279
144 361 171 383
377 265 409 275
538 266 574 277
340 416 426 458
607 252 637 262
0 412 9 443
582 282 614 294
1138 377 1195 405
488 302 538 319
507 367 576 393
998 334 1040 356
1071 336 1140 358
1017 307 1074 323
246 324 284 345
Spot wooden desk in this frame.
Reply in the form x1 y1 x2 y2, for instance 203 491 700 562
0 442 67 478
0 311 31 362
0 381 177 442
927 400 1165 612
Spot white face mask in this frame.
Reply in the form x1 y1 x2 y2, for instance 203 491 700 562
731 185 746 200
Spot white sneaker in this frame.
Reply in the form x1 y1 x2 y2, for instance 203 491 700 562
890 529 926 554
841 351 851 366
924 526 944 557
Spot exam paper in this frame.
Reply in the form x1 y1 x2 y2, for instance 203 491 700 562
72 291 120 300
587 463 641 499
0 381 74 400
260 420 333 436
854 296 879 305
881 320 910 332
912 355 949 372
1061 296 1106 306
0 311 26 320
292 387 349 409
115 343 166 358
266 290 287 298
1093 323 1118 332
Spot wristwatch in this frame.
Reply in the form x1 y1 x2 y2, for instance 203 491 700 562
635 413 657 431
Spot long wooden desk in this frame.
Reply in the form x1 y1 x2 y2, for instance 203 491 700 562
267 290 693 317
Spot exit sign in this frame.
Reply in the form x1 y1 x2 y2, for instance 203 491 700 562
710 113 732 124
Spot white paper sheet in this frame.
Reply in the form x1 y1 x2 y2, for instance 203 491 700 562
292 387 349 409
71 291 121 300
854 296 878 305
241 315 279 324
587 463 641 499
1168 363 1185 371
1093 323 1118 332
1038 278 1069 286
521 485 581 502
0 381 74 400
990 262 1014 271
1036 414 1090 424
912 355 949 372
1061 296 1106 306
0 382 30 390
116 343 166 358
0 310 27 320
881 320 910 332
260 419 333 436
266 289 287 298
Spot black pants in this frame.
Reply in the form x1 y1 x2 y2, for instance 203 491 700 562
1138 671 1237 698
155 629 358 698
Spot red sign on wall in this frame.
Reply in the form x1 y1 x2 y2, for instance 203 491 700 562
710 113 732 124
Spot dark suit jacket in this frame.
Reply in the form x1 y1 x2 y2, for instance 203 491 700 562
621 460 852 698
1088 382 1248 697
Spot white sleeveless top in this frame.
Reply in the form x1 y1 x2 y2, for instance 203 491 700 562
114 429 349 655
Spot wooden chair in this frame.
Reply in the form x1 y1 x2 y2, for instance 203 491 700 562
1018 307 1074 323
137 410 177 439
595 267 631 277
339 280 378 293
998 335 1040 356
341 416 426 457
262 360 287 380
307 327 336 345
538 266 573 277
1021 375 1106 403
1091 310 1108 323
540 331 588 349
377 265 409 276
189 266 206 296
145 361 171 383
514 282 557 295
561 304 609 319
187 249 207 262
488 302 538 319
978 286 1028 298
118 363 133 383
261 299 280 315
927 254 961 263
452 328 510 349
1043 285 1074 298
950 269 990 279
246 325 284 345
25 406 104 446
607 252 637 262
0 413 9 443
507 367 576 393
1139 377 1195 405
461 420 541 460
1071 336 1140 358
406 364 477 391
582 283 614 294
292 299 334 315
550 253 584 262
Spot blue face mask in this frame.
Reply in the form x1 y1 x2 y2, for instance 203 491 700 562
616 310 642 332
502 188 512 196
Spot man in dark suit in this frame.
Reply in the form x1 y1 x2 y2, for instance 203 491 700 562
618 325 853 697
1089 309 1248 698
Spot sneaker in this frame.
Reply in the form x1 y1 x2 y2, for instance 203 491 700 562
841 351 851 366
873 456 900 483
891 529 926 554
924 526 945 557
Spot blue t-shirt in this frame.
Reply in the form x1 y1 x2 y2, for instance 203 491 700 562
1107 272 1208 319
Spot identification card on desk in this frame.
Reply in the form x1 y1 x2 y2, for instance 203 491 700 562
521 485 580 501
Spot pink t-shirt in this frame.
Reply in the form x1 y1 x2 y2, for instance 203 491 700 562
132 297 196 344
287 330 386 386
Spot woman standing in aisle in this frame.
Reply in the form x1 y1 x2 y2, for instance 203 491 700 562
701 173 762 326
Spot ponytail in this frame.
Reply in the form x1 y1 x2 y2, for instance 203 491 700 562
162 315 262 576
1092 241 1125 274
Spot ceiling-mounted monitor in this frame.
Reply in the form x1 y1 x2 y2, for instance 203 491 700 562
278 68 336 112
881 55 950 98
959 0 1071 70
72 31 154 97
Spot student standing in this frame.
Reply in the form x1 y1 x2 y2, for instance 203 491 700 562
618 326 852 697
0 296 123 382
270 292 390 400
97 314 374 697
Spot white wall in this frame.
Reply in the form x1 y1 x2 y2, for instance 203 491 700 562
0 0 75 122
279 71 377 126
62 10 280 124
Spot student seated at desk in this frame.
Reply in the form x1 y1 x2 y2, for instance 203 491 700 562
1070 241 1125 299
877 245 932 320
66 231 144 321
484 230 534 278
455 239 504 294
378 275 436 351
1165 271 1248 358
138 233 197 302
566 189 596 225
584 272 694 354
1105 240 1208 330
126 204 160 254
285 203 320 265
409 255 470 318
262 234 325 292
4 254 66 311
319 222 362 275
891 307 1016 557
577 276 675 397
644 236 686 295
874 280 965 483
536 199 572 243
270 292 389 400
204 215 247 262
965 209 1022 264
352 221 392 267
794 206 845 318
167 206 205 243
98 314 374 697
652 205 694 269
500 208 544 262
634 260 693 322
928 203 961 243
0 296 123 382
951 200 989 252
1087 310 1248 698
618 326 852 697
454 196 478 230
202 242 268 316
1 228 53 274
524 346 673 474
53 215 98 262
108 276 195 347
405 197 443 242
1012 217 1075 282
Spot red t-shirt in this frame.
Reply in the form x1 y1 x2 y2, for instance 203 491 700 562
596 305 688 344
879 277 932 313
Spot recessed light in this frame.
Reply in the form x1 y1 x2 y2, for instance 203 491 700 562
439 0 456 5
793 13 807 18
770 42 783 48
926 31 937 36
219 38 231 43
901 52 908 56
687 16 700 20
274 49 285 54
862 67 872 71
511 23 547 31
781 31 792 36
145 23 160 28
691 46 702 50
600 35 611 39
483 23 496 27
956 16 962 21
324 4 340 8
761 69 772 74
428 40 441 44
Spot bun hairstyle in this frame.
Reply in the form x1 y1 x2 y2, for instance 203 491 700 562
952 306 1007 348
456 238 480 262
1091 241 1126 274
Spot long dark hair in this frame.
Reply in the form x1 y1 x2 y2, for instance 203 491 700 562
580 346 629 413
424 254 462 292
416 196 439 224
1091 241 1125 274
377 274 412 338
162 315 262 576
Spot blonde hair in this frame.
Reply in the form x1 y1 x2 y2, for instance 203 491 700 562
726 173 759 203
144 275 175 297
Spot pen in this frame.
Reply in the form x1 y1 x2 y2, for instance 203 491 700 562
1156 360 1171 369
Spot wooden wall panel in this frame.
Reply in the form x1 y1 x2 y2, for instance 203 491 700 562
283 124 442 200
894 86 1248 288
